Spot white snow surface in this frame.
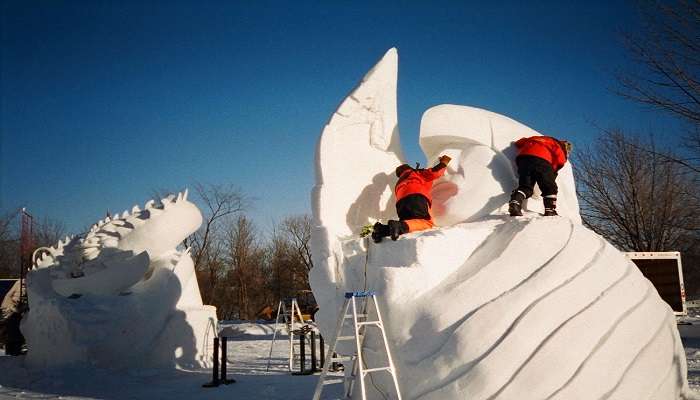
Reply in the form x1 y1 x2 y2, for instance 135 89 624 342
309 48 692 399
421 104 580 225
21 192 218 370
0 322 337 400
1 319 700 399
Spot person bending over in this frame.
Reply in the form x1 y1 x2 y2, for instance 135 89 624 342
372 155 451 243
508 136 571 217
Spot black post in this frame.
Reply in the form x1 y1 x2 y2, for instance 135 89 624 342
299 332 306 374
202 337 220 387
320 334 325 369
220 336 236 384
310 331 318 372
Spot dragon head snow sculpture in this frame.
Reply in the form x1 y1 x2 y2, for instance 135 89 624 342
309 49 691 399
22 190 217 369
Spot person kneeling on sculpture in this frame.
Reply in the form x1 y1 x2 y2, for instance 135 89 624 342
372 155 451 243
508 136 572 217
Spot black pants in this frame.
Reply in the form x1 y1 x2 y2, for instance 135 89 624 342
396 194 431 221
515 155 558 198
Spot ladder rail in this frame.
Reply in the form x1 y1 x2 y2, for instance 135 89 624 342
313 292 402 400
311 298 352 400
266 298 311 373
373 295 402 400
352 296 368 400
287 301 294 371
265 300 285 372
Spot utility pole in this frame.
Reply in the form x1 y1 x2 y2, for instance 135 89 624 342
19 208 34 305
5 208 33 356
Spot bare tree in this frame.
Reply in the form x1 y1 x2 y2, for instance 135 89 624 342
0 211 19 278
617 0 700 127
616 0 700 181
189 182 247 270
265 214 313 301
0 211 16 243
281 215 313 273
33 217 66 248
220 214 266 320
575 129 700 252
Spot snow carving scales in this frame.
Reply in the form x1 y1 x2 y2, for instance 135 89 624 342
22 191 217 369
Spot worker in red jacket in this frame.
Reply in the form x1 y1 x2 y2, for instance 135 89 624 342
372 155 452 242
508 136 572 217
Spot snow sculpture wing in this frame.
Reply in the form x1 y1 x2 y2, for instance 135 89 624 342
312 47 404 239
420 104 581 225
310 48 404 336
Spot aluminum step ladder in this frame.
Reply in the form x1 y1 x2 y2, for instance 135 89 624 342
312 291 402 400
266 297 309 372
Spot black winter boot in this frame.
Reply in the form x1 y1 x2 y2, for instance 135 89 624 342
543 196 558 216
371 222 390 243
387 220 408 241
509 190 526 216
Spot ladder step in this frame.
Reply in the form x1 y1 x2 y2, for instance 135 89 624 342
357 321 381 326
345 290 376 298
363 367 392 374
312 293 401 400
344 314 367 319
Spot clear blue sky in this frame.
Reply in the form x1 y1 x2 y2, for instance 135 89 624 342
0 1 684 233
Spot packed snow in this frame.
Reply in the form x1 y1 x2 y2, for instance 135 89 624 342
0 321 340 399
21 191 217 369
1 318 700 399
309 48 693 399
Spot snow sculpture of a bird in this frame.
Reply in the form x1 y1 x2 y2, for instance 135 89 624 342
310 48 692 399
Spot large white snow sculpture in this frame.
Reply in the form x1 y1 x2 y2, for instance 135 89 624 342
22 191 217 369
421 104 580 225
309 48 692 399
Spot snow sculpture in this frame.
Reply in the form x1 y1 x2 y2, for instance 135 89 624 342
310 48 692 399
22 191 217 369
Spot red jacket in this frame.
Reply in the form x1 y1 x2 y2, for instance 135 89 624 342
515 136 568 171
395 164 446 204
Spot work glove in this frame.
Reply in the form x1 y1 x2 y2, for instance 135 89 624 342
439 155 452 165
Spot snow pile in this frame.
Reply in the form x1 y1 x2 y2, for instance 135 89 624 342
310 48 691 399
22 191 218 369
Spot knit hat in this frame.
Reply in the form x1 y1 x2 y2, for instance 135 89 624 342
560 140 573 154
395 164 412 177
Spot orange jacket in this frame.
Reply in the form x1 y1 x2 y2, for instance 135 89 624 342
515 136 568 171
395 164 447 204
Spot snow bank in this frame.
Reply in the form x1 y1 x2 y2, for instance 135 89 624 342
310 48 691 399
22 191 217 370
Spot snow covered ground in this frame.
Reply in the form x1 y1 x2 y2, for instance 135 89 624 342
679 302 700 393
0 318 699 399
0 321 342 400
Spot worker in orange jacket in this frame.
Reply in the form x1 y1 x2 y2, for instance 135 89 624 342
372 155 451 242
508 136 572 217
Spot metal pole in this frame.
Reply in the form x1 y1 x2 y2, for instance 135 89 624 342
202 337 220 387
310 330 318 372
299 331 306 374
220 336 236 384
320 334 325 369
19 208 33 305
220 336 226 382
